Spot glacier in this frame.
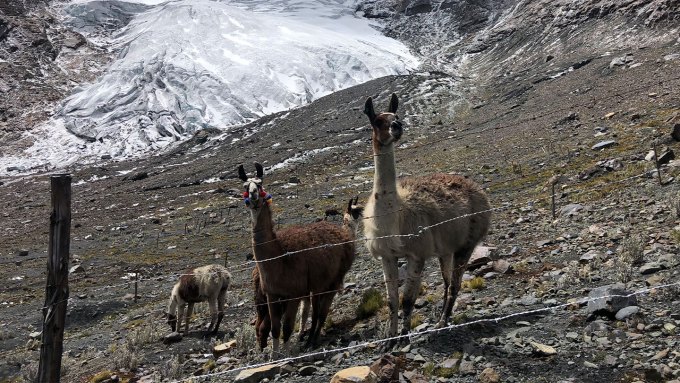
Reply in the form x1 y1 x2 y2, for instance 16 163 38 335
1 0 418 175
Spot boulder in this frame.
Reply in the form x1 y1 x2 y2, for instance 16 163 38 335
331 366 377 383
234 364 282 383
615 306 640 320
479 367 501 383
212 340 237 357
370 355 399 383
587 284 637 319
560 204 584 217
468 246 495 269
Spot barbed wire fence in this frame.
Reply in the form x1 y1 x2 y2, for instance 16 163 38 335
3 153 674 326
1 77 678 379
167 280 680 383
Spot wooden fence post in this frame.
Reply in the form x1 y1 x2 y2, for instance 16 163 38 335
653 142 663 185
38 174 72 383
134 271 138 303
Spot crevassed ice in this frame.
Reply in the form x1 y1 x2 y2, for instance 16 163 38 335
0 0 418 175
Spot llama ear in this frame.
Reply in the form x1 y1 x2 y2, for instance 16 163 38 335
238 165 248 181
388 93 398 113
254 162 264 179
346 199 353 214
364 97 376 124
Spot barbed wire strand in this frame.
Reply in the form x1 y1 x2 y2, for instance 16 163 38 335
169 280 680 383
1 165 653 316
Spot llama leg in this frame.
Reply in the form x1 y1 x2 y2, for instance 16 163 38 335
206 298 218 333
176 303 186 335
281 299 300 355
439 247 475 327
212 289 227 334
400 257 425 337
308 292 336 348
381 256 400 350
438 255 453 317
185 303 194 335
306 294 322 349
298 296 311 342
268 299 284 356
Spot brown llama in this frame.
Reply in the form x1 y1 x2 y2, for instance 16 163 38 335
252 266 310 351
362 93 491 348
166 264 231 335
238 163 356 354
251 197 363 350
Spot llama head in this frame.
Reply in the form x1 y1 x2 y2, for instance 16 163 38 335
238 163 271 213
364 93 403 152
343 196 364 229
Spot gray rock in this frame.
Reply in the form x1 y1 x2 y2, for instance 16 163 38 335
63 32 86 49
124 171 148 181
587 284 638 318
17 249 29 257
672 123 680 142
370 354 399 383
468 246 495 269
29 331 41 339
609 54 633 68
288 176 300 184
69 264 85 274
657 149 675 165
162 332 182 344
459 360 476 375
492 259 512 274
639 262 666 275
404 0 432 16
298 365 317 377
615 306 640 320
592 140 618 150
441 358 460 369
560 204 584 217
579 250 600 264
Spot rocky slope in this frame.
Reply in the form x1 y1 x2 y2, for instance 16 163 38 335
0 1 679 382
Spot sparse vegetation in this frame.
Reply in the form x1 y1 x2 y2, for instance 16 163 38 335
462 277 485 291
161 354 183 380
89 370 114 383
235 323 257 355
356 288 384 319
410 313 424 329
617 236 645 283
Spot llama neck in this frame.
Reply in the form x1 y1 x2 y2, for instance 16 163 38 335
373 146 398 197
250 204 281 263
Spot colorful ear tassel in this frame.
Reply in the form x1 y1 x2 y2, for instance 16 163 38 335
243 190 272 206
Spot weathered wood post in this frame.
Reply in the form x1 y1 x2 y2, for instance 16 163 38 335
134 271 139 303
38 174 72 383
652 142 663 185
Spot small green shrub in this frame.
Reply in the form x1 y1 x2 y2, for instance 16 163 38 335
462 277 485 291
410 313 424 329
356 288 384 319
89 370 114 383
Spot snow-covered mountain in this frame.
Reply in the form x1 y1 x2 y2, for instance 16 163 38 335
1 0 417 175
